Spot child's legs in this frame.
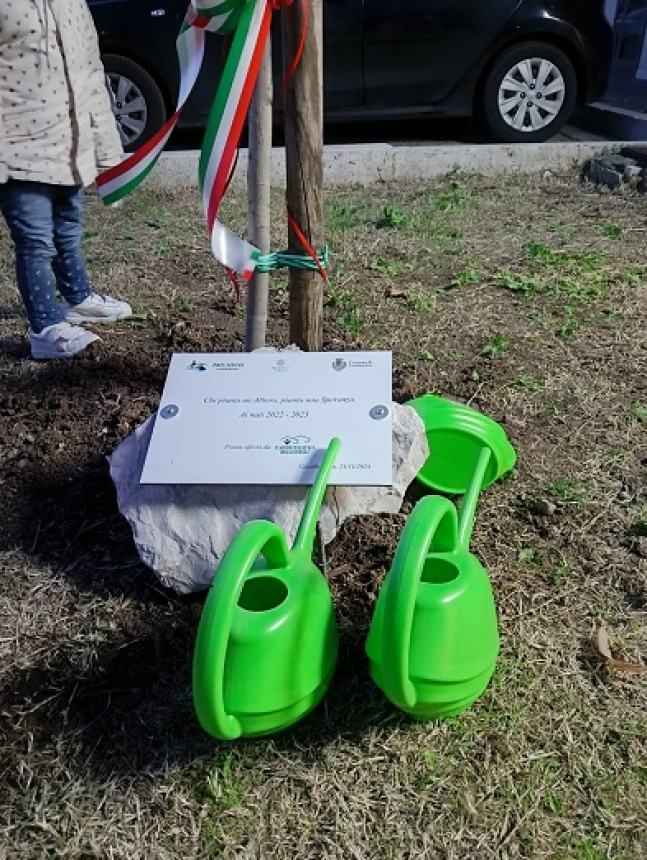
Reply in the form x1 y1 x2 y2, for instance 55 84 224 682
52 186 92 306
0 181 64 333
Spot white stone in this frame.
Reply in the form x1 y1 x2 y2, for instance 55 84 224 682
108 403 428 594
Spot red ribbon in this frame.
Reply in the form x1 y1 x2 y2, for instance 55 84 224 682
280 0 308 93
287 205 328 283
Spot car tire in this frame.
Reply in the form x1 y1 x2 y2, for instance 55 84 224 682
480 42 577 143
102 54 167 152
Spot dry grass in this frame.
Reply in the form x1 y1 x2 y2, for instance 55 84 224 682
0 172 646 859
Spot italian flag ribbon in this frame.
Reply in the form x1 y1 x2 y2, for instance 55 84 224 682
97 0 292 281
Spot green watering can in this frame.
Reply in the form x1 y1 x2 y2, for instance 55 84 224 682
366 445 500 720
193 438 341 740
406 394 516 495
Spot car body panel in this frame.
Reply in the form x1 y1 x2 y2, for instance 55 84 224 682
89 0 183 107
363 1 523 108
604 1 647 111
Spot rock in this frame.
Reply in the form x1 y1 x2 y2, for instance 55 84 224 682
108 402 429 594
531 499 557 517
582 155 638 191
624 164 643 182
583 159 622 190
605 154 638 170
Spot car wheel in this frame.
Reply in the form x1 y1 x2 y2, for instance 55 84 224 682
102 54 167 152
480 42 577 143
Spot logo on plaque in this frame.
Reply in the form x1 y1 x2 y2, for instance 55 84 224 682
278 435 314 455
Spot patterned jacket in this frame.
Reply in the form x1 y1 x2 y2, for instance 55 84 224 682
0 0 123 186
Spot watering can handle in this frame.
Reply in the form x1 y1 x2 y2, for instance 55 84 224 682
380 496 458 711
192 520 291 741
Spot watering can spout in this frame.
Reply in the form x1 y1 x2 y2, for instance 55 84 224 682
292 438 342 555
457 446 491 551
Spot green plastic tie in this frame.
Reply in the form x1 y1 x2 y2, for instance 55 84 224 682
255 246 329 274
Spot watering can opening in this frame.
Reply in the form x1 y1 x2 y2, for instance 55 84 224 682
420 557 460 585
405 394 516 494
237 576 288 612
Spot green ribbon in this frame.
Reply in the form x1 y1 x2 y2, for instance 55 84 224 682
255 246 330 274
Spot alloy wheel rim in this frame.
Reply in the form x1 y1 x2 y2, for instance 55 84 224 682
497 58 566 133
106 73 148 146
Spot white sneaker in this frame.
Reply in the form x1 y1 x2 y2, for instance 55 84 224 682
30 322 101 360
63 292 133 324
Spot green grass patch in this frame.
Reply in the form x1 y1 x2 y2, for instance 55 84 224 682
548 479 585 505
633 403 647 424
378 206 409 229
372 258 414 277
338 308 365 334
428 182 473 212
450 268 482 288
599 220 623 240
515 374 541 392
481 332 511 358
329 201 363 233
407 288 437 312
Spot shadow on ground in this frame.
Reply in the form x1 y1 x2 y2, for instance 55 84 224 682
1 612 395 783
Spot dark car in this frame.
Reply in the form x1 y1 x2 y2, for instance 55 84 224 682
89 0 612 150
605 1 647 110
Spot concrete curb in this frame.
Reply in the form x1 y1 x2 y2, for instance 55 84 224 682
152 140 641 190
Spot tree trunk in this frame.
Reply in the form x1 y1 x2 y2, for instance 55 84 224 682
245 36 273 351
282 0 324 351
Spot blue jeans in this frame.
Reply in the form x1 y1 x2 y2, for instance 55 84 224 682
0 181 92 332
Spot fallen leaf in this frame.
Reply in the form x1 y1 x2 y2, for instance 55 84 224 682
594 625 613 661
593 624 647 674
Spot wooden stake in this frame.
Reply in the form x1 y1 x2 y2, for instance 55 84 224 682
245 35 273 351
282 0 324 351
